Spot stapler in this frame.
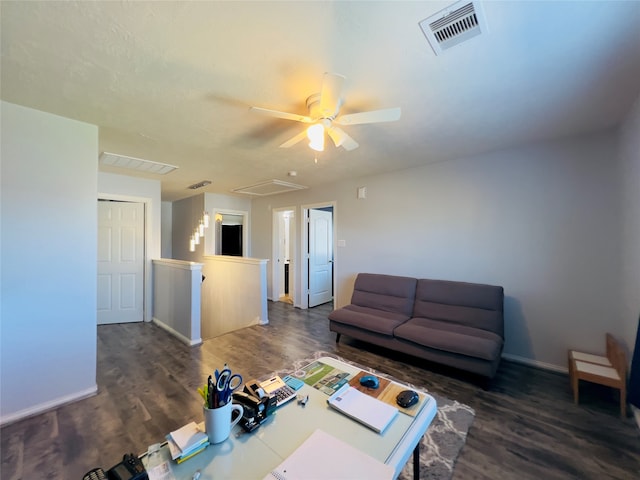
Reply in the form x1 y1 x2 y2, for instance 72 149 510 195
232 381 275 432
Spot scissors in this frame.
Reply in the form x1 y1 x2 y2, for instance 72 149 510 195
215 368 242 406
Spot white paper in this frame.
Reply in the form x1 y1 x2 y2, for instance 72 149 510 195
263 429 394 480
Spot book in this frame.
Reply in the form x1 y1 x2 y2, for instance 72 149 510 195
167 421 209 460
296 360 351 395
326 384 398 433
263 429 394 480
175 442 209 464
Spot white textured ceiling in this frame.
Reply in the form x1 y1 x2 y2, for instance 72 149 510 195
2 1 639 201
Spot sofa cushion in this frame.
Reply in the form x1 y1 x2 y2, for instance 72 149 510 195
394 317 503 361
413 279 504 336
350 273 417 317
328 305 410 336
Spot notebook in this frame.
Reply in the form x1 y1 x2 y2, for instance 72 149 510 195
263 429 394 480
326 384 398 433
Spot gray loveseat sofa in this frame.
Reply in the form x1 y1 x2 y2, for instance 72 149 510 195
328 273 505 379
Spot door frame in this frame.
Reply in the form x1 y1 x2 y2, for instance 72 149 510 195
271 206 296 303
209 208 249 257
97 192 152 322
301 201 337 310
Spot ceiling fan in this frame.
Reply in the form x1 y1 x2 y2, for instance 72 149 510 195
249 73 401 152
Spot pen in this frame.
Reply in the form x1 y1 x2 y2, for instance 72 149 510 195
192 470 201 480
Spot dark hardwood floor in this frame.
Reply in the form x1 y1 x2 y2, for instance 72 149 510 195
1 302 638 479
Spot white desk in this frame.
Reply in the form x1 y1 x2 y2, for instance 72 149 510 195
144 357 437 479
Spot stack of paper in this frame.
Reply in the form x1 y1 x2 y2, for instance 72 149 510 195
327 384 398 433
166 422 209 464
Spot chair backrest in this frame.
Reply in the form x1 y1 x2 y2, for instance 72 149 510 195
606 333 628 379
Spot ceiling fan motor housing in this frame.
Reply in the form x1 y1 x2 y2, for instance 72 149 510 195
306 93 341 121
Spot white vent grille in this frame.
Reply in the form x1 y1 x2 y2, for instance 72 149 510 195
99 152 178 175
232 179 308 196
419 1 488 55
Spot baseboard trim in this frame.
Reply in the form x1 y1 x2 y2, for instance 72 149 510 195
0 385 97 427
152 317 202 346
502 353 567 374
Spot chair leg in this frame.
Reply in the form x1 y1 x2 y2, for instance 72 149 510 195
570 364 579 404
335 333 341 343
620 386 627 417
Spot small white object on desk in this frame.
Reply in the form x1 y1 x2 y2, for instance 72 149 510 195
146 460 175 480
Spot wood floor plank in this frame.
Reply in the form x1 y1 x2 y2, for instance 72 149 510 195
1 301 638 479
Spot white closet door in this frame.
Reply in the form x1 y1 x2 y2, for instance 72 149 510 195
97 200 144 324
308 208 333 307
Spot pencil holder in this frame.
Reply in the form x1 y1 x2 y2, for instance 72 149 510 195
203 402 243 444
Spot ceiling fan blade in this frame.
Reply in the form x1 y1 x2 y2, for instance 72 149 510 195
319 73 345 118
327 126 359 151
249 106 313 123
279 129 308 148
334 107 401 126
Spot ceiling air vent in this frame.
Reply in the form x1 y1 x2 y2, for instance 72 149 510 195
419 0 488 55
99 152 178 175
232 179 308 196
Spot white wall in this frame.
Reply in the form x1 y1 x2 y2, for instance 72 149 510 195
98 172 161 322
619 94 640 351
1 101 98 424
250 130 622 370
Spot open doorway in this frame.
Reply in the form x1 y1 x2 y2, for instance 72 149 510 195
213 210 248 257
272 207 295 304
302 202 335 309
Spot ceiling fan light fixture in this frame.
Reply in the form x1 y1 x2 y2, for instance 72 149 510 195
307 124 325 152
250 72 400 152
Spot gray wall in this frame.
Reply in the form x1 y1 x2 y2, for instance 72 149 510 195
161 201 173 259
250 128 633 370
171 192 251 261
172 193 205 262
619 95 640 344
1 101 98 423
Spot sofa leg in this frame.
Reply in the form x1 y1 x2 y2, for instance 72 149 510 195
335 333 341 343
481 376 493 391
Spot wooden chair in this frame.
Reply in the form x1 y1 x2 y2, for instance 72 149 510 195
568 333 627 417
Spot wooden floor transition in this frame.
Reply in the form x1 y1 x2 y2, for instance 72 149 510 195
1 301 638 479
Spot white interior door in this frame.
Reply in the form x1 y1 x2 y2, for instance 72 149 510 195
272 208 295 303
97 200 144 324
308 208 333 307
